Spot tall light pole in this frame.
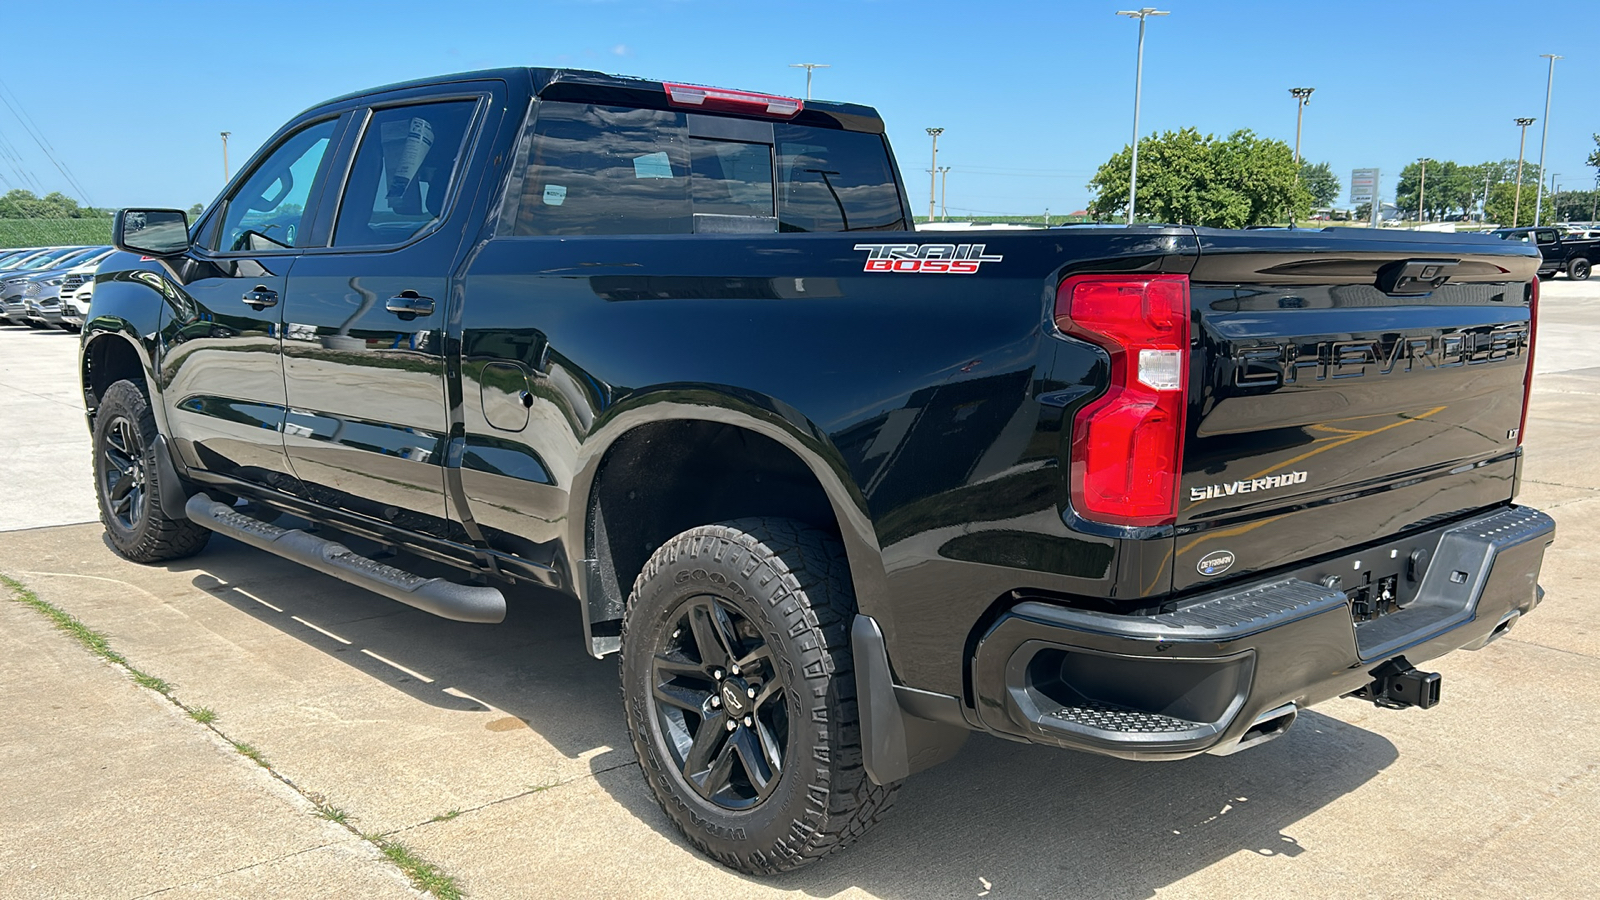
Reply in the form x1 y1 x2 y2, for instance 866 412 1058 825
1289 87 1314 172
1533 53 1561 226
1416 158 1430 226
788 63 830 100
1513 117 1536 226
925 128 943 222
1117 7 1169 225
220 131 232 181
937 166 951 220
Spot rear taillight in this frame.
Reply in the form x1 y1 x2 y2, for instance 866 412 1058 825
1056 274 1191 527
662 83 803 118
1519 276 1539 446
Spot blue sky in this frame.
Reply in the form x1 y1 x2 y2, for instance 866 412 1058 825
2 0 1594 216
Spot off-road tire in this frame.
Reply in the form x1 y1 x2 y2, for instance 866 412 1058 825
93 379 210 563
621 518 897 874
1569 258 1591 280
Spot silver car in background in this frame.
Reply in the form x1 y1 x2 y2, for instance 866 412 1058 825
21 248 113 330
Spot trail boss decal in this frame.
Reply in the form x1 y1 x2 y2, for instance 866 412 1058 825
1190 470 1309 502
1197 550 1236 577
854 243 1003 274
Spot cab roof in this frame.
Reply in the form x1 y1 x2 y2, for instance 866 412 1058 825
314 67 886 134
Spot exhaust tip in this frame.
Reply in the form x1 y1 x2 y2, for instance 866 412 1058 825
1207 703 1297 757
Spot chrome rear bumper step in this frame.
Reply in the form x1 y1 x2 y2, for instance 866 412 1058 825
184 493 506 624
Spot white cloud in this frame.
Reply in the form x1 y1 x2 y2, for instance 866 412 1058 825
611 44 631 56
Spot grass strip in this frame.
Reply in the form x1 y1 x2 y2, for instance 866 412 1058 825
5 573 467 898
1 574 173 696
367 836 464 900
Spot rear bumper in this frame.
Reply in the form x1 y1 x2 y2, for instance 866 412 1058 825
970 505 1554 760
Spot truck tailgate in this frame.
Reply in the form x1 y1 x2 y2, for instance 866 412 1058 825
1173 230 1540 592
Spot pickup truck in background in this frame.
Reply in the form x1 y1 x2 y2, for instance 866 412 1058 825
1492 225 1597 279
85 67 1554 874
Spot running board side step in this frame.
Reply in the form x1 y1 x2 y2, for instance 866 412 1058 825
184 493 506 624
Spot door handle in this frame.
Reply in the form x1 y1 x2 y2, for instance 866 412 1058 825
385 291 434 320
242 286 278 309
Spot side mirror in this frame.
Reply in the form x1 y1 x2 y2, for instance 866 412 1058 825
114 208 191 257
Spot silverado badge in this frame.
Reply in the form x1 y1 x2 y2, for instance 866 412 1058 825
1190 470 1309 502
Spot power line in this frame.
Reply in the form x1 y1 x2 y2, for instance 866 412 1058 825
0 75 95 207
0 123 42 191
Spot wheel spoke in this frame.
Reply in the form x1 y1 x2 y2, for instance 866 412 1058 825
653 653 711 684
682 710 729 779
110 472 136 502
700 737 739 799
688 600 738 672
735 644 774 678
652 680 709 714
750 678 782 713
730 725 779 800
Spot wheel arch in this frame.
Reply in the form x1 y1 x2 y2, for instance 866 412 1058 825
81 327 161 428
567 392 890 659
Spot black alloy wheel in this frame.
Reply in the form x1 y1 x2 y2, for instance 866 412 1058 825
651 595 787 810
92 379 211 562
622 518 898 875
1570 258 1591 280
99 414 148 531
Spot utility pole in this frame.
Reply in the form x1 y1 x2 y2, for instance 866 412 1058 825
937 166 951 220
925 128 943 222
1482 171 1491 223
1117 7 1169 225
1533 54 1561 226
1513 117 1535 226
788 63 830 100
1549 172 1561 220
1289 87 1314 172
220 131 232 181
1416 158 1430 226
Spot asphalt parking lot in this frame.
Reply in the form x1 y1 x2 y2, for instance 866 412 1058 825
2 281 1598 899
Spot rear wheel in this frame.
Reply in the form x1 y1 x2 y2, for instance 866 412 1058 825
621 518 897 874
93 379 211 563
1569 258 1591 280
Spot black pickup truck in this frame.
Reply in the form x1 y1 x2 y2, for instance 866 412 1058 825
1491 226 1597 279
85 67 1554 874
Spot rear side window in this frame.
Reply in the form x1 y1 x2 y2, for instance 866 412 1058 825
510 103 692 236
333 100 478 247
774 126 905 232
505 101 906 236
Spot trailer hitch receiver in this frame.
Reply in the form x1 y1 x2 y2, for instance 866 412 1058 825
1350 656 1441 710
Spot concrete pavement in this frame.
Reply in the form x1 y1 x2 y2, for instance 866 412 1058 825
2 279 1598 898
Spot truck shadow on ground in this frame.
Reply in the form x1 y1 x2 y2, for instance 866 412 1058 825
162 532 1396 900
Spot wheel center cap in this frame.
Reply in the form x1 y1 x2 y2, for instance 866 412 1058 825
720 677 750 717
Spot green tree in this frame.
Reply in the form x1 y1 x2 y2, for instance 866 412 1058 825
1395 161 1483 221
1299 161 1340 208
1549 190 1599 222
0 188 102 219
1485 180 1540 226
188 203 205 217
1087 128 1309 226
1587 134 1599 170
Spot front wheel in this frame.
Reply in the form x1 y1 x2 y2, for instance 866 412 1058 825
621 518 897 874
93 379 211 563
1569 258 1591 280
